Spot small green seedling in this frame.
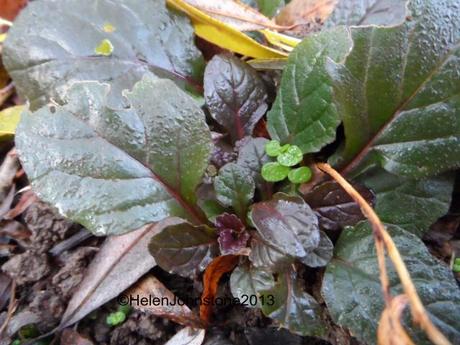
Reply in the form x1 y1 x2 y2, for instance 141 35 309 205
262 140 312 184
106 305 131 326
453 258 460 273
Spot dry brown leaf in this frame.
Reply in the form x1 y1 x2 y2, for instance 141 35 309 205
4 189 37 219
0 0 27 22
275 0 338 34
378 295 415 345
128 275 202 328
184 0 288 31
200 255 238 324
58 218 182 329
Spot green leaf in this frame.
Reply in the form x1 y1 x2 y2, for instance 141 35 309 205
265 140 283 157
259 268 326 337
204 55 268 142
250 193 320 259
357 168 454 237
230 263 275 308
325 0 407 27
328 0 460 178
276 145 303 167
300 231 333 268
267 27 353 154
256 0 285 17
261 162 290 182
287 166 312 184
322 222 460 344
15 75 211 236
214 162 256 219
3 0 203 109
149 219 218 277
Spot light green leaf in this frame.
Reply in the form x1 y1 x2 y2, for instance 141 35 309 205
276 145 302 167
261 162 290 182
287 166 312 184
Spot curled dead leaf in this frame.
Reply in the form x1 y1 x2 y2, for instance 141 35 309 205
200 255 239 324
128 275 202 328
276 0 338 35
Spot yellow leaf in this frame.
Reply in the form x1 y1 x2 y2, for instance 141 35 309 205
167 0 288 59
0 105 23 137
0 33 6 43
260 29 300 51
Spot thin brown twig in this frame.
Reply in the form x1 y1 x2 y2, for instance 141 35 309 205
317 163 451 345
0 279 17 336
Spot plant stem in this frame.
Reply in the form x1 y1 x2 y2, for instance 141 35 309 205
317 162 451 345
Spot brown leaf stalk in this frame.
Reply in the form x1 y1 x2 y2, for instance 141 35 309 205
317 163 451 345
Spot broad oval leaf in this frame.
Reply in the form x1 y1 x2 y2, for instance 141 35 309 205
249 193 320 259
325 0 407 27
302 180 375 233
15 76 212 236
300 231 333 268
204 55 268 142
357 168 454 237
249 232 295 271
149 219 219 278
236 137 270 190
259 269 326 337
322 222 460 344
230 263 275 308
267 26 352 154
214 162 256 219
3 0 203 109
329 0 460 178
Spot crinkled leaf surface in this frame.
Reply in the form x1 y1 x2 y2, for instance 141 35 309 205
357 168 454 237
322 222 460 344
149 219 218 277
15 76 212 236
250 193 320 259
3 0 203 109
325 0 407 27
303 181 374 232
260 269 326 337
230 264 275 308
300 231 333 268
267 27 352 154
204 55 268 142
214 162 256 219
215 213 250 255
249 233 295 271
236 137 270 190
329 0 460 178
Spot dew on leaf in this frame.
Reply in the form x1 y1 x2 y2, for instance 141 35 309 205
95 39 114 56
